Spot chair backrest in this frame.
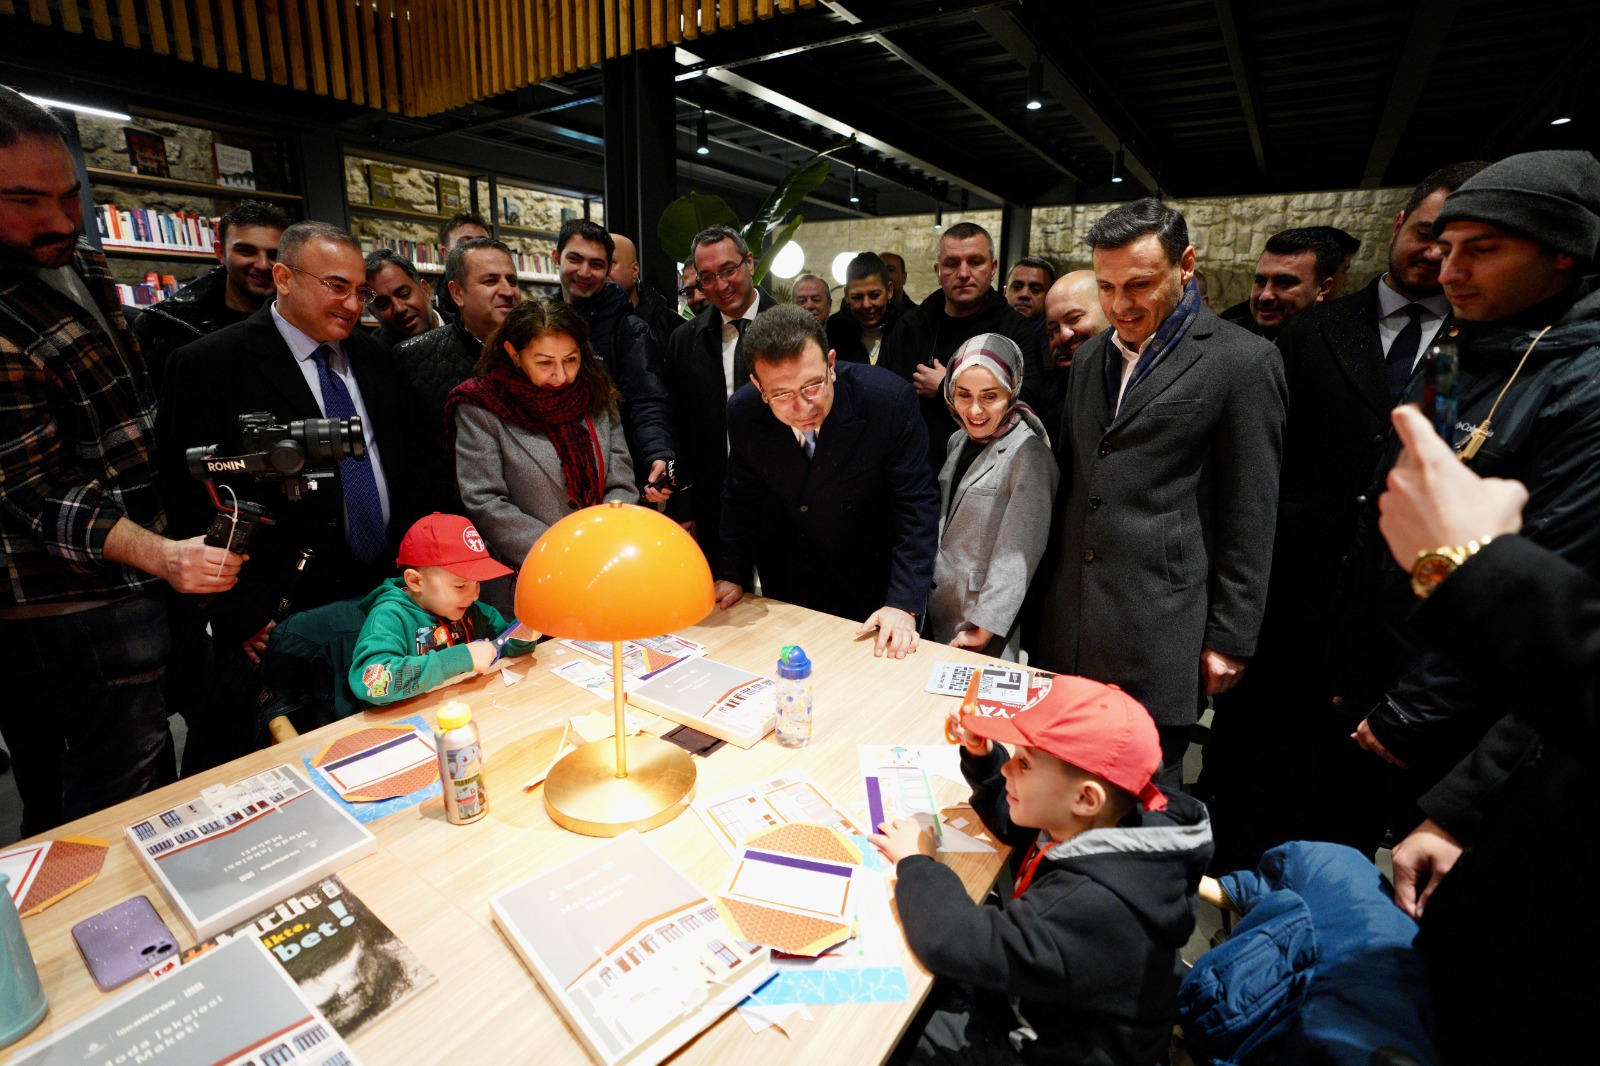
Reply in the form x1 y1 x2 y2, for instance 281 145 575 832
255 597 370 744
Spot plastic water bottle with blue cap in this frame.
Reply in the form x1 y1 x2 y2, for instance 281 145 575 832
774 645 814 748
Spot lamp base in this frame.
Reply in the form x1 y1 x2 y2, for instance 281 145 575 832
543 735 697 836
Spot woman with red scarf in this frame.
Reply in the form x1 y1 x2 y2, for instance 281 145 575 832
448 298 638 614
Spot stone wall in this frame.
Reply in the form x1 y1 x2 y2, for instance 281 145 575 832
790 186 1411 311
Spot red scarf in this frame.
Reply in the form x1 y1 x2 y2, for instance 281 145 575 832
446 361 605 508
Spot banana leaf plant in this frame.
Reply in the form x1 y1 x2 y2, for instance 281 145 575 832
658 138 852 286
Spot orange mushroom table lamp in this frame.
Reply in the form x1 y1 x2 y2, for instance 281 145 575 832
514 500 715 835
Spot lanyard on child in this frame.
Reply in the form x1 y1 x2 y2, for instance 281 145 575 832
1012 841 1049 898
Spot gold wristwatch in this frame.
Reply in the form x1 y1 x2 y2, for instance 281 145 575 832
1411 538 1492 598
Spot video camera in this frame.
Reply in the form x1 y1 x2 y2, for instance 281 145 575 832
186 412 366 552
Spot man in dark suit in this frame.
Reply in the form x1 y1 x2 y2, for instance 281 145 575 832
1034 198 1286 784
713 306 939 659
158 222 425 763
1199 161 1487 870
663 224 777 571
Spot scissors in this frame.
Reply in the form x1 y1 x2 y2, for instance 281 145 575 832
944 668 985 745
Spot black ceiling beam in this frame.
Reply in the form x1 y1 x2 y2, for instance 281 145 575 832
1361 0 1462 188
395 93 604 145
817 0 1085 190
676 76 1009 204
974 7 1164 195
1213 0 1265 171
673 0 1013 79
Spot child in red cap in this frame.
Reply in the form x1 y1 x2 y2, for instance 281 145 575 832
872 674 1213 1066
349 513 539 705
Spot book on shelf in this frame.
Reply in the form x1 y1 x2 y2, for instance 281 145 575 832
437 174 463 213
490 831 772 1066
182 873 437 1040
213 142 256 189
125 764 377 940
10 935 361 1066
123 128 170 178
367 162 399 209
627 657 777 749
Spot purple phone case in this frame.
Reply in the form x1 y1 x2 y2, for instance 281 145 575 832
70 895 179 992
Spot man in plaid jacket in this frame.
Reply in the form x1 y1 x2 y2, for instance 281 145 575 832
0 88 243 836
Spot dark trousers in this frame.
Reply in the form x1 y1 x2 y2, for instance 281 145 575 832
0 593 175 838
890 981 1024 1066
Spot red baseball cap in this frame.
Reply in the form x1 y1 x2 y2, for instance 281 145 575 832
963 674 1168 811
396 513 512 581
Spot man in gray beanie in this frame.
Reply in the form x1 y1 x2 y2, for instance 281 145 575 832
1306 149 1600 860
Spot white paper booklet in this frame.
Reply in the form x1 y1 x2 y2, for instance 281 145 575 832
490 831 773 1066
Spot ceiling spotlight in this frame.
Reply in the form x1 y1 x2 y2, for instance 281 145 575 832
849 167 861 205
696 110 709 155
1026 60 1043 111
1111 144 1124 184
934 201 943 230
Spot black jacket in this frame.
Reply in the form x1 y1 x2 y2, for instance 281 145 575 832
634 285 687 351
717 361 938 620
1336 279 1600 777
131 266 252 389
885 288 1053 473
896 744 1212 1066
1409 535 1595 1065
391 319 481 510
824 303 897 366
156 305 426 647
565 281 674 480
663 290 778 571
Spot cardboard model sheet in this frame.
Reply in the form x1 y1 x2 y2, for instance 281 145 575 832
126 764 377 940
491 831 773 1066
12 935 361 1066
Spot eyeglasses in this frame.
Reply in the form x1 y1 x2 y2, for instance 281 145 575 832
288 264 375 305
760 377 829 407
693 259 749 291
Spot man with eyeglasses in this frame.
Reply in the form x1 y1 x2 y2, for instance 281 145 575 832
392 236 520 509
134 198 290 390
715 305 938 658
0 87 244 834
663 224 778 570
158 221 426 766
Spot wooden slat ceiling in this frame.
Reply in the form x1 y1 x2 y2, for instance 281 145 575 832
2 0 816 117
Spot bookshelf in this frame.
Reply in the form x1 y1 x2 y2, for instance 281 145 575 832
76 112 302 305
344 150 601 292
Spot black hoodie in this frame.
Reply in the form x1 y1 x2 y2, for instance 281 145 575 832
563 280 675 483
131 266 252 389
894 744 1212 1066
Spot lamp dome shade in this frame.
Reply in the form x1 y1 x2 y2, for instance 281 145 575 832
514 501 715 641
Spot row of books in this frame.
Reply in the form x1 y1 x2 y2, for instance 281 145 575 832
95 203 219 253
113 271 182 307
361 234 559 282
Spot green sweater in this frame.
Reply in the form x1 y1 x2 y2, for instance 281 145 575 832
350 577 538 705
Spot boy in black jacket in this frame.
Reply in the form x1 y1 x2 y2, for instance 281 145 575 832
873 676 1212 1066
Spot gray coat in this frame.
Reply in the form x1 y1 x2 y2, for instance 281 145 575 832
925 422 1058 660
1036 307 1286 726
454 403 638 614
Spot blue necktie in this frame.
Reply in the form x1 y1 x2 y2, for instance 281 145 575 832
802 430 817 459
311 344 386 564
1386 305 1425 403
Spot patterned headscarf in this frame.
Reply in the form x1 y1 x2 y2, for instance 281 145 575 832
942 333 1050 446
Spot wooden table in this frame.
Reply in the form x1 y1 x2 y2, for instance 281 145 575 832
3 598 1010 1064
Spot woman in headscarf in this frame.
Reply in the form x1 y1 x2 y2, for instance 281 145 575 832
447 298 638 615
925 333 1059 660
